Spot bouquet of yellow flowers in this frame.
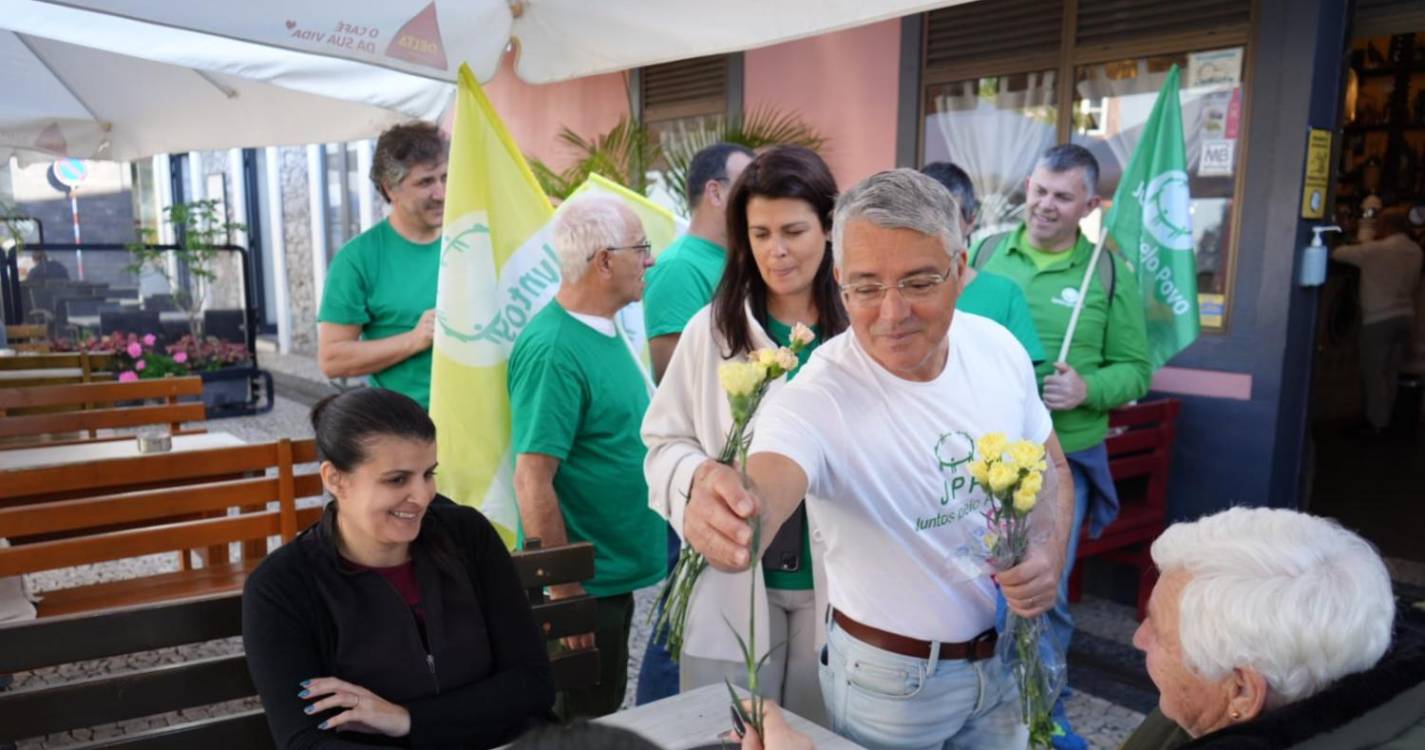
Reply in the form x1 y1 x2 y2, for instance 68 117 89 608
652 324 815 690
969 433 1064 749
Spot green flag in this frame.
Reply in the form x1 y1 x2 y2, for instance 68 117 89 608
1103 64 1199 368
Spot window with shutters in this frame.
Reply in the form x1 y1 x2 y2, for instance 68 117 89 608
919 0 1253 331
640 54 734 168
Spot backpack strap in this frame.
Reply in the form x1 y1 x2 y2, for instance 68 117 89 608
1093 244 1116 302
971 230 1013 271
974 227 1115 301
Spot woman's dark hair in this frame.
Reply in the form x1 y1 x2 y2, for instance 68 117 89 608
510 721 662 750
310 388 436 471
711 145 848 357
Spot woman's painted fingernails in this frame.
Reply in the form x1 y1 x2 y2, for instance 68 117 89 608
304 705 315 715
319 720 330 730
298 689 310 699
300 679 312 688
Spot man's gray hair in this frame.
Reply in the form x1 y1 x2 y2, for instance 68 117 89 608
831 169 965 269
369 122 448 203
553 195 629 282
1035 143 1100 197
1151 507 1395 709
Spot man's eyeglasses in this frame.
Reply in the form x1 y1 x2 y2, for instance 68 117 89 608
588 241 652 261
839 267 955 307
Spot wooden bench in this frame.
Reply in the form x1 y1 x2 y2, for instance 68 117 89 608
4 323 50 352
0 542 601 748
1068 398 1182 620
0 438 323 618
0 377 207 447
0 350 114 385
516 539 601 693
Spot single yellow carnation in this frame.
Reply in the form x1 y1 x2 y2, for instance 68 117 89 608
775 347 799 372
790 322 816 348
968 457 991 485
988 461 1017 494
1008 440 1047 473
977 433 1008 463
718 361 763 397
1013 485 1038 513
1019 469 1044 497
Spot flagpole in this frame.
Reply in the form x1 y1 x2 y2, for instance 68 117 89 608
1057 224 1109 364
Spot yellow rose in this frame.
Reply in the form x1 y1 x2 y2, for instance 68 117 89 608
790 322 816 349
718 361 762 397
1019 469 1044 497
988 461 1017 494
977 433 1008 463
1008 440 1047 473
983 531 1000 551
968 457 990 485
1013 485 1038 513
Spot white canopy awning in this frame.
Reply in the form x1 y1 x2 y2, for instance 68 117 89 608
39 0 968 84
1 0 453 163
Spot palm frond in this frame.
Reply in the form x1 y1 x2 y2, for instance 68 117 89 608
660 105 827 210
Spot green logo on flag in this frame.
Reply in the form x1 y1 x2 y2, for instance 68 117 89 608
1104 64 1201 369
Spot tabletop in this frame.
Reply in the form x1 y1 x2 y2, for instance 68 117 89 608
596 684 861 749
0 431 248 471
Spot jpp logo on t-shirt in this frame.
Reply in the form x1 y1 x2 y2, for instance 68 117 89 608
917 431 988 533
1051 287 1081 308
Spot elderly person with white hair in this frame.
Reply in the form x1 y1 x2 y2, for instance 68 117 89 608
1121 506 1425 750
682 168 1077 749
508 195 667 719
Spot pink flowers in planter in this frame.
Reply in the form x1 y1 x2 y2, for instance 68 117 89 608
52 329 250 380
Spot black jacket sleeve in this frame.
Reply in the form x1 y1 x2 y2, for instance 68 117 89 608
403 509 556 748
242 555 380 749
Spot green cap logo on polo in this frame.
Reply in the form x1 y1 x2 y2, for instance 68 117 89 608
1139 170 1193 252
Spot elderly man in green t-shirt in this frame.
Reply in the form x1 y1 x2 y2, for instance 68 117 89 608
317 122 448 408
508 194 667 719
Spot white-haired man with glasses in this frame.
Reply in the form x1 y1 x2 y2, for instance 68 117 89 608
682 170 1075 749
508 195 665 719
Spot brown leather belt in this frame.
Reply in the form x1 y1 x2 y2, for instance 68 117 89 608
832 609 997 662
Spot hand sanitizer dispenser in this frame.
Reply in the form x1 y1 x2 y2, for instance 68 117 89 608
1300 225 1341 287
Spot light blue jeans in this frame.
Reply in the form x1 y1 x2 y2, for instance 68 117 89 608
818 618 1028 750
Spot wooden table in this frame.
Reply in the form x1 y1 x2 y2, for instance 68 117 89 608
596 685 861 749
0 431 247 471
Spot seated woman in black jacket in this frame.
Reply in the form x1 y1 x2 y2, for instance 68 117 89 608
243 388 555 748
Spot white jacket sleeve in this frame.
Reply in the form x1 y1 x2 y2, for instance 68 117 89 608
642 308 717 543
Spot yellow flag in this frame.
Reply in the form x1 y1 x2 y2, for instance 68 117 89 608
430 64 554 546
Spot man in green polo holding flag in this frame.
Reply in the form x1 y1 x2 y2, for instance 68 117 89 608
971 65 1197 749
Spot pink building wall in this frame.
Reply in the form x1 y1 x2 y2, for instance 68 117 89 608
481 53 631 172
744 21 902 189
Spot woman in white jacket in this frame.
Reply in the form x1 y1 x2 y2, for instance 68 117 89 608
642 146 846 724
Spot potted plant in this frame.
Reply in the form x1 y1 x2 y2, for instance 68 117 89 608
126 199 245 340
55 330 259 414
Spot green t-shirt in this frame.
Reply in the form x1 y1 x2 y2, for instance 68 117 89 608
970 225 1152 453
761 317 820 591
507 301 666 597
643 234 728 338
317 219 440 408
956 271 1047 364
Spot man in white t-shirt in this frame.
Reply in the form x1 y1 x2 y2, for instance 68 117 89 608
683 169 1074 749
